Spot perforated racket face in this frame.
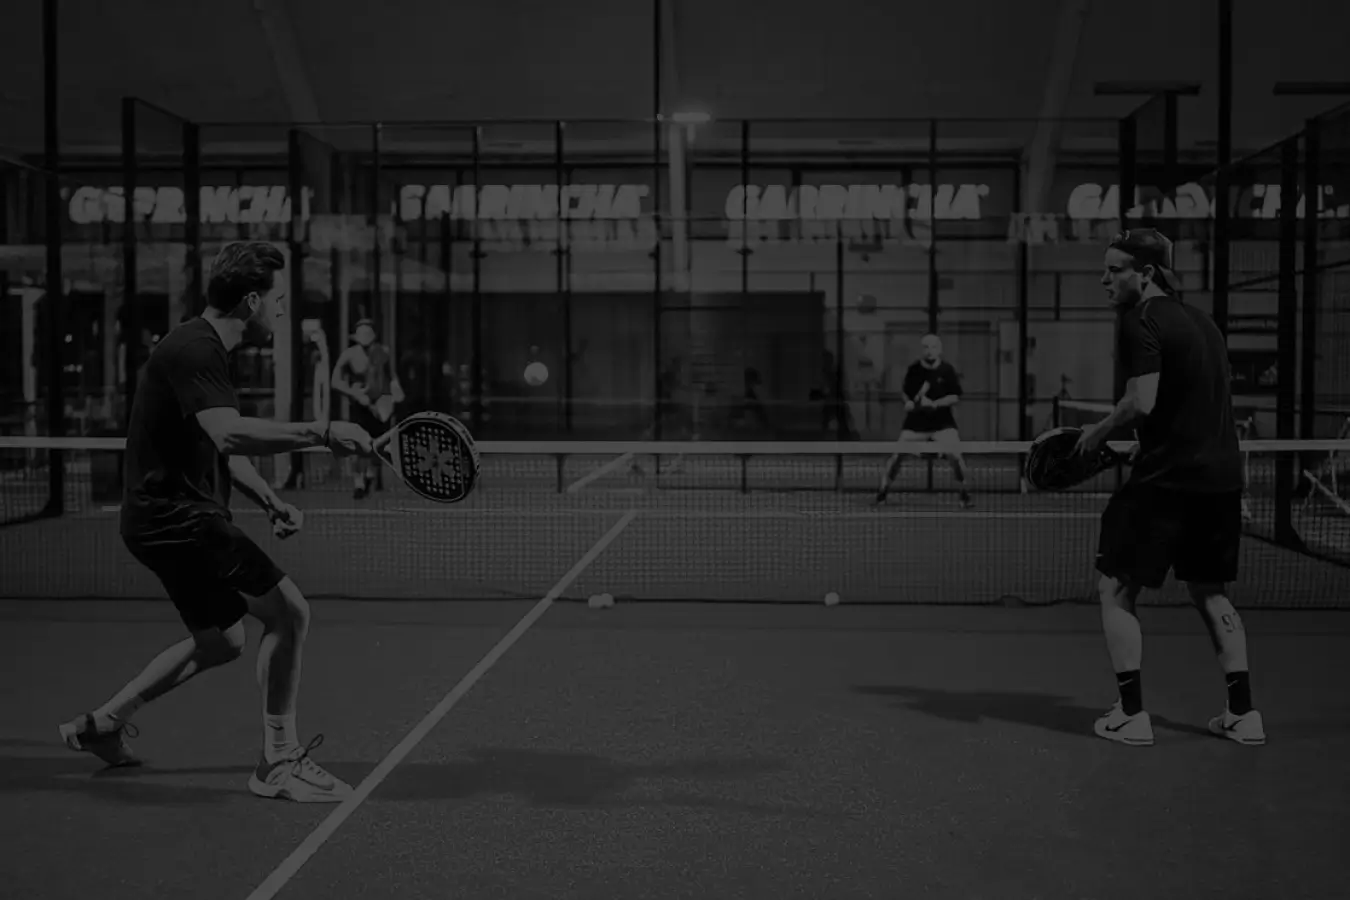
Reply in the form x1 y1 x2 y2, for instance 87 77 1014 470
389 416 479 503
1025 428 1115 491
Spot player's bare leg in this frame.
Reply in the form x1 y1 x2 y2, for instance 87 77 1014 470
1189 581 1265 745
936 430 973 508
60 624 247 767
245 577 352 802
1093 574 1155 746
876 431 923 504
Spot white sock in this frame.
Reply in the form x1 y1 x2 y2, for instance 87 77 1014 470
264 714 299 761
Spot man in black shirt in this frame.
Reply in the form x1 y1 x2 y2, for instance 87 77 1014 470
59 242 377 800
875 334 973 508
1078 228 1263 747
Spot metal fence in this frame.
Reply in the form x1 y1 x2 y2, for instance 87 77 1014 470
8 105 1346 450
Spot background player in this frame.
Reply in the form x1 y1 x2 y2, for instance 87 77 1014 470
875 333 973 508
1078 228 1263 747
332 317 404 499
59 241 374 801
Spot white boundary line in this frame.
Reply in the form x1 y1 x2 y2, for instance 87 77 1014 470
240 509 638 900
565 451 636 494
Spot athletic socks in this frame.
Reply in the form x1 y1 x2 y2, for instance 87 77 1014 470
1226 671 1253 716
265 714 299 762
1116 670 1143 716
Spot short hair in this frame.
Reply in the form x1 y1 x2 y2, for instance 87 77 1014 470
205 241 286 313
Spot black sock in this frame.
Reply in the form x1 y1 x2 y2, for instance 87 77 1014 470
1116 670 1143 715
1226 671 1253 715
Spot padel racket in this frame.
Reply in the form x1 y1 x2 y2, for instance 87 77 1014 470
1024 426 1128 492
370 411 480 503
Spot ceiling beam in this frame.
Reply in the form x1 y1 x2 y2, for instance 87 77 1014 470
1023 0 1095 215
251 0 322 122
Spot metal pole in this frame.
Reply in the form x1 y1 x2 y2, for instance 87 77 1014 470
1014 164 1030 441
1300 119 1320 441
927 118 939 334
652 0 664 440
470 126 484 433
740 118 750 294
370 124 383 335
121 97 139 436
287 127 305 487
1213 0 1233 336
183 121 201 315
42 0 64 514
1274 135 1299 544
556 119 571 434
834 233 845 440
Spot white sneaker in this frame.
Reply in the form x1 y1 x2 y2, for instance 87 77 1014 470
1208 709 1266 746
248 735 353 803
1094 701 1155 746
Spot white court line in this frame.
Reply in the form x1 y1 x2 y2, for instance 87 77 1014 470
565 451 636 494
241 508 638 900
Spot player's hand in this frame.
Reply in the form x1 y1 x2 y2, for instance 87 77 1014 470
1075 423 1105 456
904 401 915 411
269 502 304 540
920 396 935 408
326 421 374 457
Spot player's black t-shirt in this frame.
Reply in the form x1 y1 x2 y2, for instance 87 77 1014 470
121 318 240 539
901 360 962 432
1115 296 1243 492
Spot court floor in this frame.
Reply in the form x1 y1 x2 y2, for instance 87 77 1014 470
3 597 1348 900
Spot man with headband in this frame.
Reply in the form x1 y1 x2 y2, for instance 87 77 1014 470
1078 228 1263 747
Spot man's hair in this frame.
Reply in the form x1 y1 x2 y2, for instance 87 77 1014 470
205 241 286 313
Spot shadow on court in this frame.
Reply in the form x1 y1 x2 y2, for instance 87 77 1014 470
0 746 815 816
852 684 1212 738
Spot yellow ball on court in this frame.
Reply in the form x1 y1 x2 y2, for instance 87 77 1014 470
524 361 549 386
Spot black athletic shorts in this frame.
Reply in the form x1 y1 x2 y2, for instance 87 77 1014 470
1096 481 1242 589
123 514 286 632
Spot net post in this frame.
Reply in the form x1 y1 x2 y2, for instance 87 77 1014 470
183 120 202 315
42 0 64 515
1274 135 1301 543
1300 117 1321 443
120 96 139 435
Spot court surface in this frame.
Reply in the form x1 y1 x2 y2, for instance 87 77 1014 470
3 598 1348 900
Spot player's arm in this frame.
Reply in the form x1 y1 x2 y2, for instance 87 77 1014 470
1093 316 1160 433
165 340 328 455
227 455 286 514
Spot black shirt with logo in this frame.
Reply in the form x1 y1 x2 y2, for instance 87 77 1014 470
901 360 963 433
120 318 240 540
1115 296 1243 493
